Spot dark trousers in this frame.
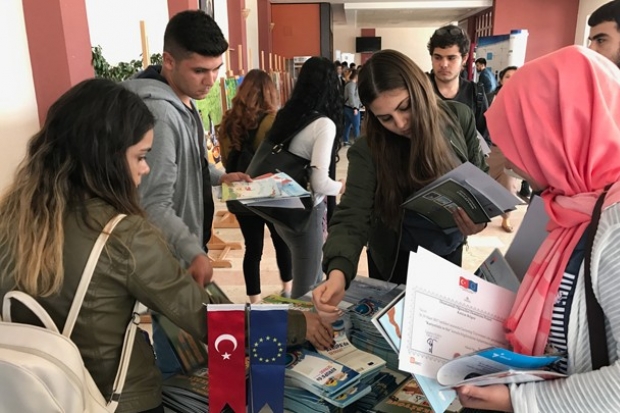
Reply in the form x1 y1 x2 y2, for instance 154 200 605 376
236 213 292 296
367 245 464 285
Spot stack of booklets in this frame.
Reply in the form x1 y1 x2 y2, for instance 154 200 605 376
284 348 362 401
318 321 387 385
356 368 410 412
162 367 209 413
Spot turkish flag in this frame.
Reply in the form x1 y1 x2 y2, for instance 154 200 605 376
207 304 246 413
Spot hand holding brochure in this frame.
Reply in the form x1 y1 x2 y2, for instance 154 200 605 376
221 172 310 209
401 162 521 229
436 347 566 387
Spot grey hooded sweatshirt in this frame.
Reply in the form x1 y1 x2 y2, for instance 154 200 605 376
124 66 222 266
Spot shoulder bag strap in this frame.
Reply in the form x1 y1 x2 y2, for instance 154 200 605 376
276 111 325 149
63 214 127 337
585 184 612 370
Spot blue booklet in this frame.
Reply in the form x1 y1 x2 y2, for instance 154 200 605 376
436 347 566 387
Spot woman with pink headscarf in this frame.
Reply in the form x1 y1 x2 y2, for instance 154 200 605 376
457 45 620 412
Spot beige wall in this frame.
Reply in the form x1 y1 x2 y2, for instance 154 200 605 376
245 0 260 70
86 0 169 65
575 0 610 46
0 0 39 190
333 25 436 72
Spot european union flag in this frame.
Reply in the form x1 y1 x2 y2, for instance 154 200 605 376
249 304 288 413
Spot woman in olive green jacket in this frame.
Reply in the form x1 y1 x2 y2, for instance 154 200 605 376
0 79 333 413
314 50 488 317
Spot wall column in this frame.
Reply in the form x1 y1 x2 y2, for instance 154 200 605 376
227 0 248 74
257 0 272 69
22 0 93 125
167 0 198 19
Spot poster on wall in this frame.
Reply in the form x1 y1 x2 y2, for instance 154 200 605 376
475 29 529 79
223 77 239 111
196 83 224 168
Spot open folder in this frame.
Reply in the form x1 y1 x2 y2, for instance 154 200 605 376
401 162 521 230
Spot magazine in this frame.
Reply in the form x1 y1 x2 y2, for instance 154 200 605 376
221 172 310 208
261 294 315 312
436 347 566 387
402 162 520 230
373 376 433 413
318 327 386 378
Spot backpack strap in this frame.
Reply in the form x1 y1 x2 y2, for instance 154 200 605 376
2 291 60 332
585 184 611 370
63 214 127 337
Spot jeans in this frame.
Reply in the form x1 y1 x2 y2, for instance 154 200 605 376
273 201 327 298
343 106 361 144
236 213 292 296
152 316 184 379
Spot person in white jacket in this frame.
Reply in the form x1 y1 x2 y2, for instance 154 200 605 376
266 57 345 298
457 46 620 412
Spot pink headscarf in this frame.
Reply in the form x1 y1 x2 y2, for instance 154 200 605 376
487 45 620 356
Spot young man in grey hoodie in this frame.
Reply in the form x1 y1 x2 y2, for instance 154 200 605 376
125 10 248 287
124 10 249 378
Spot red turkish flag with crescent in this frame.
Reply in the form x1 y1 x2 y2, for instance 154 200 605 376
207 304 246 413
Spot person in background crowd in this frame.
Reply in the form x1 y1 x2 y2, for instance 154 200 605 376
218 69 293 303
475 57 498 95
486 65 519 232
268 57 345 298
343 69 361 146
428 25 490 146
588 0 620 68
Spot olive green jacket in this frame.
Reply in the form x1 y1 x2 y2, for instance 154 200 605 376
323 100 488 286
0 199 306 412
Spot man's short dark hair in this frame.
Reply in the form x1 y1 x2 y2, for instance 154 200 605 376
349 62 356 69
475 58 487 65
588 0 620 29
164 10 228 59
428 24 471 56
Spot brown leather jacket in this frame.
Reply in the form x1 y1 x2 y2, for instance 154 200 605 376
0 198 306 412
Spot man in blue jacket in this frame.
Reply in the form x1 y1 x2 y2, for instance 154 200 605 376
475 57 498 95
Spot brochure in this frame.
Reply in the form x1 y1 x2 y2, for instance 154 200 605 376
436 347 566 387
371 290 406 354
402 162 520 230
221 172 310 209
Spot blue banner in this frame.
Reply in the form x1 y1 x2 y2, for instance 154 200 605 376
249 305 288 413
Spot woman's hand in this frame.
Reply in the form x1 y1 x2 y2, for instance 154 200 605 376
302 312 334 350
220 172 252 185
312 271 346 323
452 207 487 236
338 179 346 195
456 385 513 412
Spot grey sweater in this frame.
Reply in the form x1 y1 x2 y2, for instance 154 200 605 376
510 202 620 412
123 77 221 266
344 81 361 109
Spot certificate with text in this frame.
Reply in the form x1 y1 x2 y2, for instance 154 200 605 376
398 248 516 378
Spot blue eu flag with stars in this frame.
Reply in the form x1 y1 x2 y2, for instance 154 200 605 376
249 304 288 413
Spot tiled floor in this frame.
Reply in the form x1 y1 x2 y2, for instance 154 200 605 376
209 146 528 304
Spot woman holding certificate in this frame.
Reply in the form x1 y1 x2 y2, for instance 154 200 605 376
456 46 620 411
313 50 488 307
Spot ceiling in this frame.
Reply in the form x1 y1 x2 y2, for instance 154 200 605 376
269 0 493 28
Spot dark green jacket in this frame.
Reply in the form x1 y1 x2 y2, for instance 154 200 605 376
0 199 307 413
323 100 488 287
